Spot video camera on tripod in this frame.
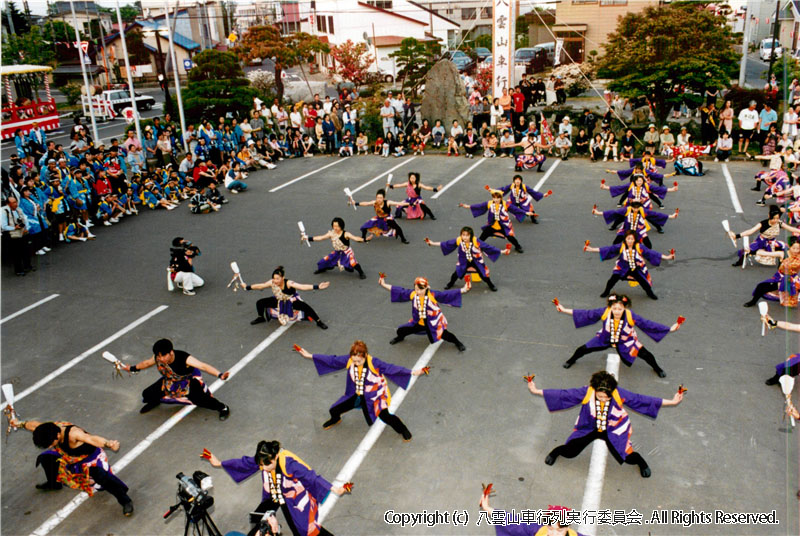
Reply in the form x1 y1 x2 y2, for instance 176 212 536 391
164 471 222 536
249 509 281 536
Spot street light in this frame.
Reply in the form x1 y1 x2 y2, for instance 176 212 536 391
142 21 174 116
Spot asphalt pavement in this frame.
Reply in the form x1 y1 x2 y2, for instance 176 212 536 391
1 153 798 535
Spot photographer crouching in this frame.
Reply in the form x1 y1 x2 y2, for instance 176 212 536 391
170 236 204 296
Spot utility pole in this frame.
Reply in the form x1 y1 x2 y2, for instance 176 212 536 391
739 2 752 86
70 0 99 141
151 18 174 116
164 0 187 153
116 0 142 144
767 0 781 82
5 2 16 35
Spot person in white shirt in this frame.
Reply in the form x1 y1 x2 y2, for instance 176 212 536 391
239 118 253 143
342 104 357 138
676 127 691 147
554 131 572 160
183 124 198 155
323 96 333 115
558 117 572 140
499 129 516 157
290 106 303 132
389 92 404 115
737 100 759 154
714 131 733 162
783 106 799 137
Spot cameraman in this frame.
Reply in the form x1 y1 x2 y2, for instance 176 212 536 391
123 338 231 420
170 236 204 296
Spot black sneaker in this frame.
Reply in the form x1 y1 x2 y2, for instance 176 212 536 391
389 337 402 345
250 317 266 325
766 376 780 385
122 501 134 516
515 247 524 254
401 238 410 244
139 402 160 414
444 282 455 290
359 272 367 280
323 417 341 429
656 370 666 378
563 360 574 369
640 465 652 478
488 283 498 292
36 482 63 491
218 405 230 421
316 320 328 330
455 342 466 352
402 429 412 442
545 454 557 466
743 301 756 308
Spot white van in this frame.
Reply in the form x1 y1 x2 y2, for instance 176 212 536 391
760 39 783 61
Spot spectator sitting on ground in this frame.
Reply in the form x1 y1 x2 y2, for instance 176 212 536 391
224 161 248 193
555 131 572 160
356 132 369 155
499 129 516 157
715 131 732 162
431 120 446 148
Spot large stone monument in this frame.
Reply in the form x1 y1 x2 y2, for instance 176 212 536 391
420 59 469 128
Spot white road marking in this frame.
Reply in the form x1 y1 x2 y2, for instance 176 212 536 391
721 164 743 214
28 323 292 536
431 158 486 199
533 158 561 191
269 159 346 192
577 352 620 536
350 158 416 194
3 305 169 408
318 341 442 522
0 294 59 325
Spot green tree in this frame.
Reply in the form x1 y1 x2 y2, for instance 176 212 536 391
235 25 329 100
515 15 529 49
43 20 78 42
599 2 738 126
119 4 140 22
474 34 492 50
2 26 55 66
3 0 30 34
124 28 150 65
389 38 441 97
183 49 258 120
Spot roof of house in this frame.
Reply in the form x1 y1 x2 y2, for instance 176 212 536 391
373 35 438 47
357 1 427 26
52 64 107 75
406 0 460 27
104 21 201 52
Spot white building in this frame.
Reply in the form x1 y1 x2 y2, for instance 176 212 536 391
235 1 281 30
297 0 460 81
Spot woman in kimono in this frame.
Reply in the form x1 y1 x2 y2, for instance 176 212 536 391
751 154 789 194
353 189 409 243
584 230 675 300
727 205 800 267
459 188 531 254
245 266 329 329
304 217 368 279
425 226 501 291
479 497 587 536
527 370 684 477
744 237 800 307
378 274 467 351
601 173 678 211
294 340 428 441
387 172 440 220
496 174 552 224
593 201 678 248
204 440 346 536
554 294 684 377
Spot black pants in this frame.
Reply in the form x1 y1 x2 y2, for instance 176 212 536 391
250 500 334 536
612 233 652 249
746 281 778 305
141 377 226 411
601 271 657 299
566 343 664 374
255 297 321 322
446 261 494 288
361 219 406 242
396 203 435 220
328 395 411 437
547 429 648 469
4 235 32 273
395 323 463 348
316 263 365 277
479 227 522 250
36 452 131 505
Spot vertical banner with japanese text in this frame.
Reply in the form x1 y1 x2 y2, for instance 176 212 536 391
492 0 515 98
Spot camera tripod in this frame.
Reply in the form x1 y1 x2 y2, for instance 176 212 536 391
165 497 222 536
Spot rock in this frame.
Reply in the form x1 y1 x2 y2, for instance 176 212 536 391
282 80 331 103
632 105 651 125
420 59 469 128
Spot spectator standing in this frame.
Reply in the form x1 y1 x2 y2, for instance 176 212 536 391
2 197 31 276
719 100 734 135
783 105 799 138
759 103 778 145
737 101 759 154
499 88 512 121
380 100 396 136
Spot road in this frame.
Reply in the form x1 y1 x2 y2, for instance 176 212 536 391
1 153 796 535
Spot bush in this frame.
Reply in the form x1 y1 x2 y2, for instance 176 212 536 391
724 86 765 113
60 83 82 106
358 97 384 140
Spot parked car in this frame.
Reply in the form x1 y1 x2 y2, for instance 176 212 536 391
760 38 783 61
104 89 155 115
474 47 491 62
449 50 475 72
514 48 538 66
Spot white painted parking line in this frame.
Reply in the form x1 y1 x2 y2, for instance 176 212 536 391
721 164 743 214
3 305 169 408
29 323 293 536
533 158 561 191
577 353 621 536
269 159 346 193
318 340 442 523
0 294 59 325
431 159 486 199
350 157 416 194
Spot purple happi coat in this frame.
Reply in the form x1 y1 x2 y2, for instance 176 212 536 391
440 236 501 278
470 200 526 238
312 353 411 423
598 243 663 285
572 307 671 365
499 182 544 213
543 385 662 461
775 353 800 377
602 207 669 241
222 450 332 536
390 286 462 341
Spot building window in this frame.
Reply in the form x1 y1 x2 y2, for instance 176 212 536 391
317 14 327 33
446 8 453 14
480 7 492 19
462 7 476 19
366 1 393 9
310 0 315 8
328 15 334 35
600 0 627 4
